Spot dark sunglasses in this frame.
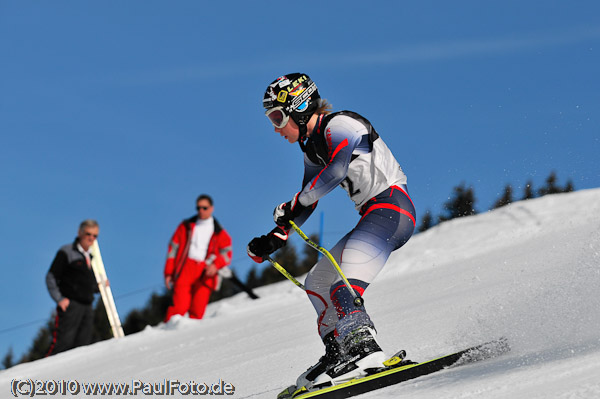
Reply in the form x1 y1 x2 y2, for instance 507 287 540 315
196 206 211 211
84 232 98 238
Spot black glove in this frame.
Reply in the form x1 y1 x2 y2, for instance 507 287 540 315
273 194 307 227
247 226 289 263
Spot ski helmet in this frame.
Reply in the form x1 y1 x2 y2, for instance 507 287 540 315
263 73 321 135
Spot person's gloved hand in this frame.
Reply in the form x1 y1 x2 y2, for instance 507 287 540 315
247 226 289 263
273 194 307 227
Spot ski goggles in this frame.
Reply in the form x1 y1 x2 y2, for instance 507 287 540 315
265 106 290 129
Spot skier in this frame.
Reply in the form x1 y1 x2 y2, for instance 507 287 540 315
247 73 416 388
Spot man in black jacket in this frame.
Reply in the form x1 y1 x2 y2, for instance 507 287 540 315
46 220 100 355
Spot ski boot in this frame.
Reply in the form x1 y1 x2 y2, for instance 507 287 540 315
296 331 343 388
278 332 343 399
312 326 387 385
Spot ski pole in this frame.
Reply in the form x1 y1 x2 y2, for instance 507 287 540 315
289 220 364 307
266 255 306 291
229 271 260 299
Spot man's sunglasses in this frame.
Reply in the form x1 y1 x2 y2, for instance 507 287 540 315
196 206 211 211
84 232 98 238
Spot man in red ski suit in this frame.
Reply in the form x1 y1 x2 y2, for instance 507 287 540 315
164 194 232 321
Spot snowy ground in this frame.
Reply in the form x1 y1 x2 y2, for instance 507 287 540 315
2 189 600 398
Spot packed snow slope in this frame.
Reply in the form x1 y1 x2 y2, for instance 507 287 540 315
2 189 600 398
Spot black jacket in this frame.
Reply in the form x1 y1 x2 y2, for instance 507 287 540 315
46 239 98 305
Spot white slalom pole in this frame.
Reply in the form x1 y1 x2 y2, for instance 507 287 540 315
90 240 125 338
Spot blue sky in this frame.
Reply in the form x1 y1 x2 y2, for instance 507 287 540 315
1 1 599 361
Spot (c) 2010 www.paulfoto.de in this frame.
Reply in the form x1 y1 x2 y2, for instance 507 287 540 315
10 378 236 397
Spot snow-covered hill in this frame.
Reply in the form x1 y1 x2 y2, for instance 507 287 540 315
2 189 600 398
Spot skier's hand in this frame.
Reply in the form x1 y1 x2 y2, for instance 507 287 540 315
247 226 289 262
273 194 306 227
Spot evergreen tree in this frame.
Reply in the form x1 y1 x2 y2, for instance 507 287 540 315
122 291 172 335
538 171 561 196
275 243 299 275
2 347 14 370
298 233 320 275
123 309 146 334
147 291 173 326
257 262 283 285
418 210 434 232
439 183 477 222
563 179 575 192
245 267 260 289
260 244 298 285
522 180 535 200
492 185 513 209
19 316 54 363
91 298 112 343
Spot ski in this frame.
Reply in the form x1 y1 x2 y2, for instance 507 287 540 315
90 240 125 338
278 337 509 399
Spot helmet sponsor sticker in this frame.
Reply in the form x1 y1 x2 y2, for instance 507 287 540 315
288 86 305 97
277 78 291 88
296 101 308 111
290 81 317 112
277 91 288 103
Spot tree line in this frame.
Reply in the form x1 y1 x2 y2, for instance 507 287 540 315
416 171 574 233
2 171 574 370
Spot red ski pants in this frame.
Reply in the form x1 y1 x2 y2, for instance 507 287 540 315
165 258 214 321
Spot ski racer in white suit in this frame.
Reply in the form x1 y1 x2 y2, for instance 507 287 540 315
247 73 416 388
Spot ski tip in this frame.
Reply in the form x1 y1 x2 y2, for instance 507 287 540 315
277 385 297 399
278 384 315 399
291 385 311 398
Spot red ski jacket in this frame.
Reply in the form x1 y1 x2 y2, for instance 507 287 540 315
164 216 232 288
